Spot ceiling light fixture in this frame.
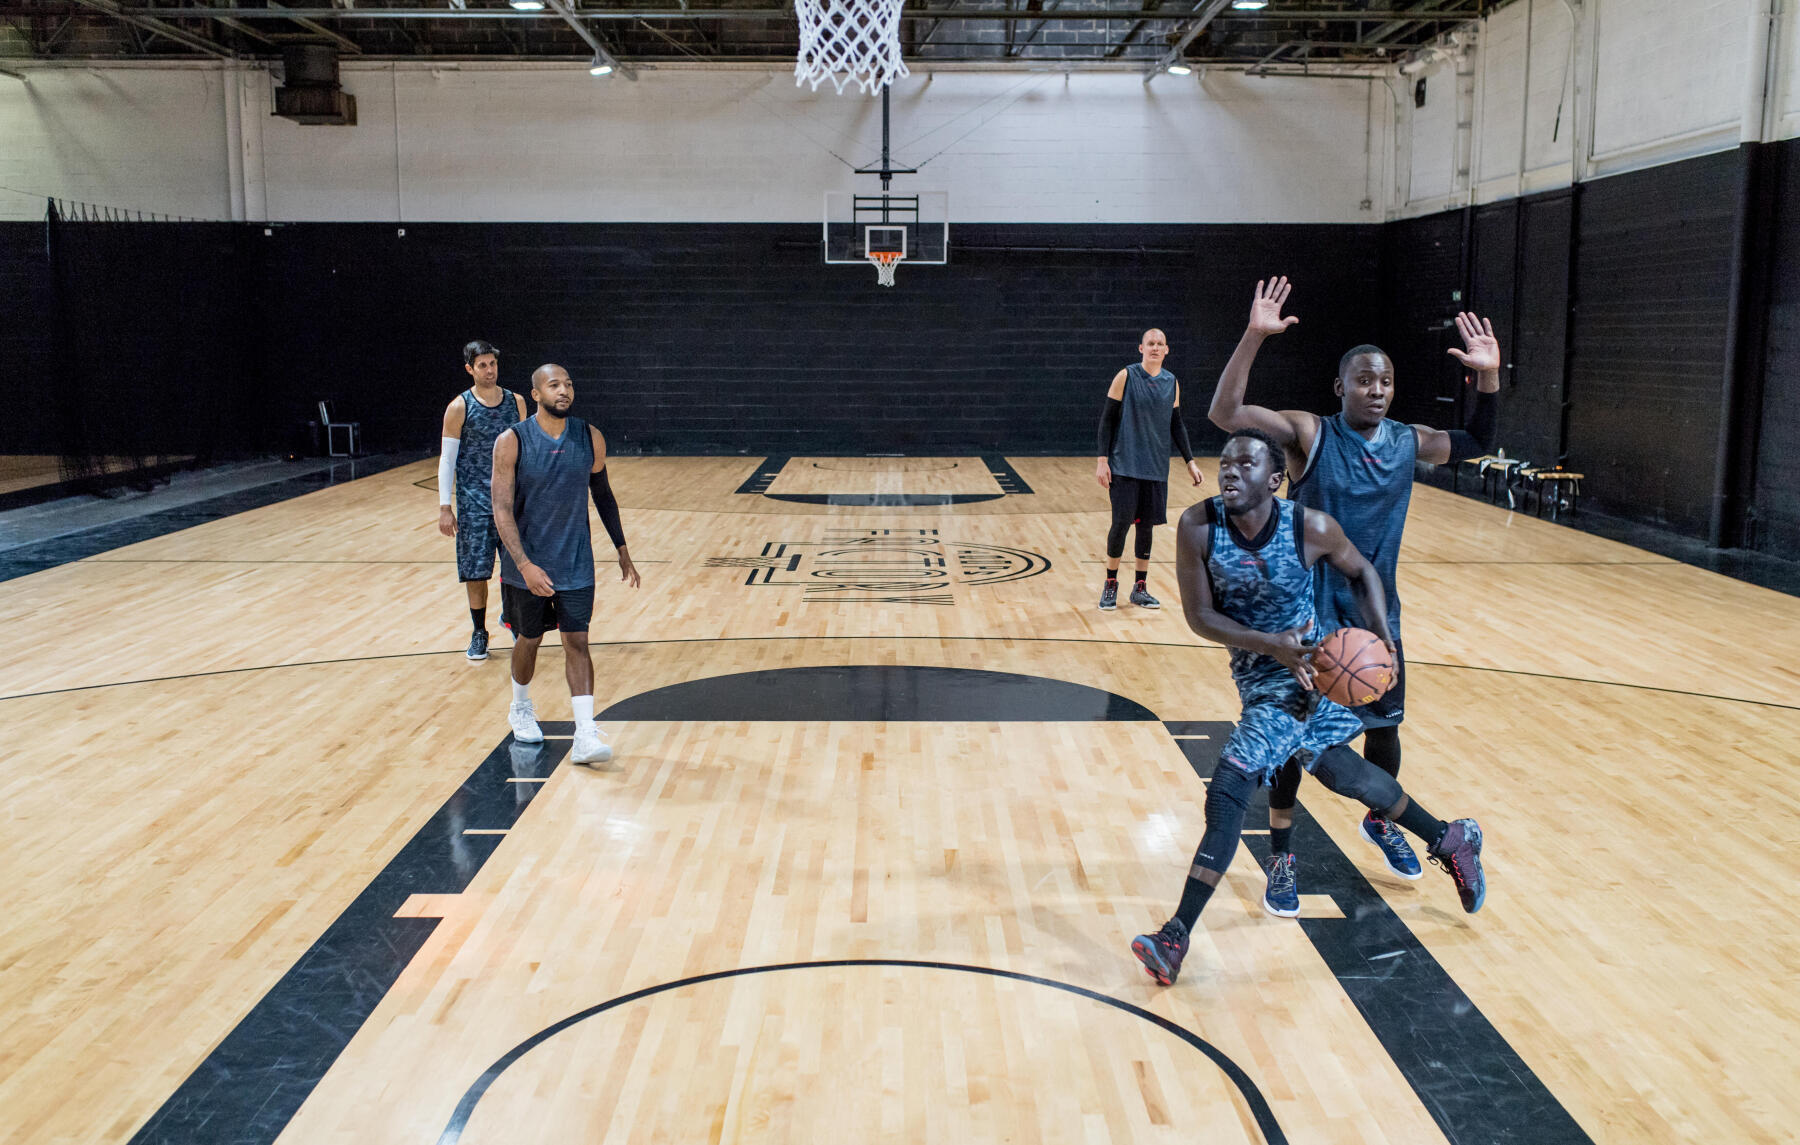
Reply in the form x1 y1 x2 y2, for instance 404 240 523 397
508 0 546 10
1166 64 1193 75
1231 1 1269 10
589 55 613 75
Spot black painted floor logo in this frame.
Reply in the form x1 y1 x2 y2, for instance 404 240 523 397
705 528 1051 605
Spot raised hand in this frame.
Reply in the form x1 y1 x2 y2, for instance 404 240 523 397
1446 312 1501 373
1248 277 1300 338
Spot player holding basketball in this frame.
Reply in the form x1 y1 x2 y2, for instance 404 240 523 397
1095 329 1205 611
491 364 640 766
1208 278 1500 915
438 340 528 662
1130 428 1485 986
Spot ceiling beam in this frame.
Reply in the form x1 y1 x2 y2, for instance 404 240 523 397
542 0 636 76
67 0 236 56
1149 0 1231 74
13 5 1479 20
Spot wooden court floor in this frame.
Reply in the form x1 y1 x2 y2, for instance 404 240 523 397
3 455 1798 1144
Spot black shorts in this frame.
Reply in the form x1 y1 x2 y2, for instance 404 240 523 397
500 583 595 638
1355 638 1406 728
1108 476 1169 528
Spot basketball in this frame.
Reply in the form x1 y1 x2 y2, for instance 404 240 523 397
1312 628 1397 708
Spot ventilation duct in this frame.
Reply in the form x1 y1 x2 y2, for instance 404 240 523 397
275 46 356 126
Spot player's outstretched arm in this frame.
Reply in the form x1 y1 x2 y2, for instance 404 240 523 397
1175 505 1316 688
1414 311 1502 465
1303 509 1395 652
491 430 552 597
588 425 639 589
1208 277 1319 456
437 397 466 536
1095 369 1128 489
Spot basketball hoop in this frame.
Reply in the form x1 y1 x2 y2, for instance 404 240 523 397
868 250 904 287
794 0 909 95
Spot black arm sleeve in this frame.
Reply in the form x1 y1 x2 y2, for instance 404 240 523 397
1444 389 1499 464
588 467 626 549
1097 397 1122 459
1170 406 1194 463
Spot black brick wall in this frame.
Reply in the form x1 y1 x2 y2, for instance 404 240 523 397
1 220 1380 458
1753 137 1800 554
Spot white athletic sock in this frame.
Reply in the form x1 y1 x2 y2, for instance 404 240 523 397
572 695 595 729
512 678 531 704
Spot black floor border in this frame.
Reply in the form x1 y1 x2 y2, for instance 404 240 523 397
436 960 1285 1145
125 729 572 1145
0 452 425 583
1169 728 1595 1145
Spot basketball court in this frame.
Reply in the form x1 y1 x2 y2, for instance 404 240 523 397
5 1 1800 1143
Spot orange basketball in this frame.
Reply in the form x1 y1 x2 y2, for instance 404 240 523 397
1311 628 1396 708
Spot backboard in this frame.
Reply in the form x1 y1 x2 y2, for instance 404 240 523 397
824 191 948 265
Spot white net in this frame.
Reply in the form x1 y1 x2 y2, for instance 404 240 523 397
794 0 910 95
869 252 902 286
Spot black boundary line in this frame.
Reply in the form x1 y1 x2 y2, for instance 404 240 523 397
435 960 1286 1145
125 730 575 1145
77 558 677 565
732 455 790 495
761 491 1008 506
1168 729 1596 1145
0 453 424 584
8 635 1797 712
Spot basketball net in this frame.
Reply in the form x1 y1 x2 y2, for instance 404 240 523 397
868 251 903 287
794 0 909 95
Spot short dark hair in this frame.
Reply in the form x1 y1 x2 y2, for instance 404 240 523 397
463 340 499 366
1224 426 1286 478
1338 344 1388 377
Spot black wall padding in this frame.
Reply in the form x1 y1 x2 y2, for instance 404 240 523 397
1511 192 1574 467
1754 139 1800 555
1378 210 1467 430
0 221 55 454
1566 148 1744 537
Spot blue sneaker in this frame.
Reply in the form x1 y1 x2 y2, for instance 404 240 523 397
1360 811 1424 880
1429 818 1487 914
1130 917 1190 986
1261 852 1300 918
1098 580 1119 611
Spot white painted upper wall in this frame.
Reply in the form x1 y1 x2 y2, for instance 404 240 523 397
0 64 1381 224
1395 0 1798 217
1590 0 1750 161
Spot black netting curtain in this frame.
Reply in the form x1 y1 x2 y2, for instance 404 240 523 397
45 200 258 494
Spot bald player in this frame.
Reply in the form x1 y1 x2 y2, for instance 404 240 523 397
1094 328 1205 612
491 364 640 766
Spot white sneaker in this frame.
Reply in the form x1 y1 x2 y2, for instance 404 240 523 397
508 700 544 744
571 723 613 766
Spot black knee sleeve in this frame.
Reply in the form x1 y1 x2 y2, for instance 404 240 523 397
1268 756 1302 811
1362 725 1401 778
1195 763 1255 875
1309 744 1403 813
1106 520 1130 560
1134 521 1154 561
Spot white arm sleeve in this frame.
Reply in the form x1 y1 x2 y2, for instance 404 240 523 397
438 437 460 506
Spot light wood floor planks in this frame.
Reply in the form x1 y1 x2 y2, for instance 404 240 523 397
1 455 1797 1145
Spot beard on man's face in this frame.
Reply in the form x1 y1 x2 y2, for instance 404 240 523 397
539 394 575 416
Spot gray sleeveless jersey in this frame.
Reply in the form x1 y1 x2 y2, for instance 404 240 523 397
498 417 595 591
1110 363 1177 482
1290 414 1415 638
454 388 521 516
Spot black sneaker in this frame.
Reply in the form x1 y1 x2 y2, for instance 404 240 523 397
1130 917 1190 986
466 629 489 662
1261 852 1300 918
1129 584 1161 609
1429 818 1487 913
1098 581 1119 611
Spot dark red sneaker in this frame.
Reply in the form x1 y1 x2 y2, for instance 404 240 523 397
1131 917 1191 985
1429 818 1487 913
